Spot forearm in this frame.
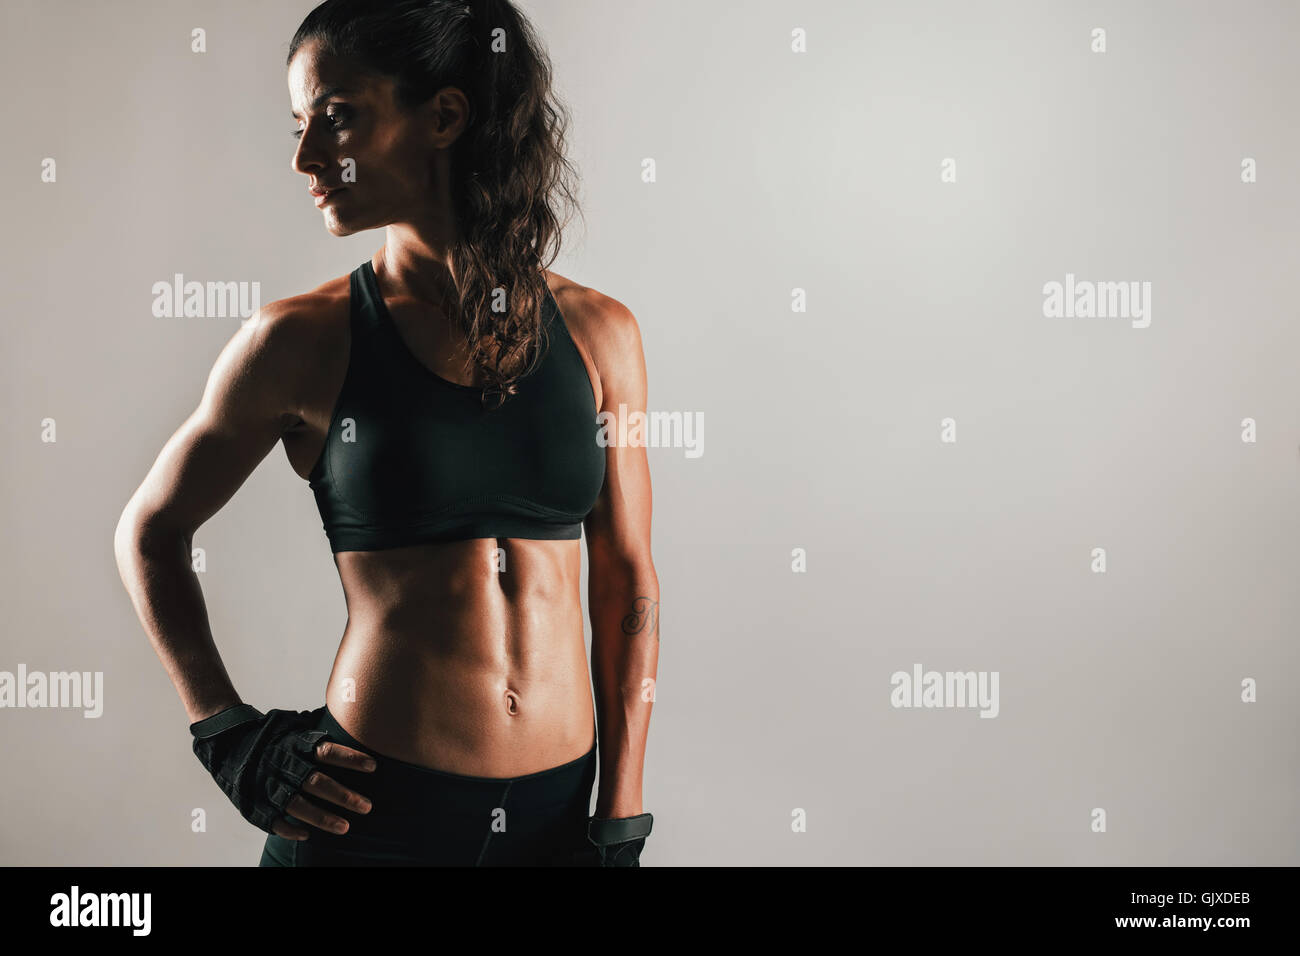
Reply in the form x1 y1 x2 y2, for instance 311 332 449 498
589 560 659 818
114 511 242 723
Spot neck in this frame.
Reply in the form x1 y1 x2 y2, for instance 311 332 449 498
377 220 459 305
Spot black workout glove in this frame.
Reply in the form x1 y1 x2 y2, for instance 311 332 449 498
189 703 329 834
585 812 653 867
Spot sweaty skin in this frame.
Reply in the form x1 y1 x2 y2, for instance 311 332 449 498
278 259 613 781
114 40 658 843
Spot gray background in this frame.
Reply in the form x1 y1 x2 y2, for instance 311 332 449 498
1 0 1296 865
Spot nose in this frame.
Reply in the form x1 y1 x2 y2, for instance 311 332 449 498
291 124 328 176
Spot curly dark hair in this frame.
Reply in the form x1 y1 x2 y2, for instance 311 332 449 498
287 0 583 408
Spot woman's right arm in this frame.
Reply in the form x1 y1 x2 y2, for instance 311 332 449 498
115 302 377 840
114 303 306 723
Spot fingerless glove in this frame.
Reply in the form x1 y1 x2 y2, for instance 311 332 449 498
189 703 328 834
586 812 653 867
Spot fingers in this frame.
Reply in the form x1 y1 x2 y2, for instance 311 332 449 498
270 738 378 836
312 740 377 773
271 819 310 840
286 793 354 835
300 768 374 815
270 765 372 839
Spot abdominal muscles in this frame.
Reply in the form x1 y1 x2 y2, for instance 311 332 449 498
323 537 596 777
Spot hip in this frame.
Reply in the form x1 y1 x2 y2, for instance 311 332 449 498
260 703 597 867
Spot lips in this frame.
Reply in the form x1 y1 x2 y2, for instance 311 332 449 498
311 186 348 207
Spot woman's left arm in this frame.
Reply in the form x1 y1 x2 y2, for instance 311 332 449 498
578 292 659 822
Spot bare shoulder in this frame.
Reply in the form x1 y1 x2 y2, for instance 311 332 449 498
544 270 645 392
248 273 351 351
201 272 354 442
228 273 352 404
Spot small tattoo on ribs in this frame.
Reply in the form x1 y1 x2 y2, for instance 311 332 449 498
621 597 659 638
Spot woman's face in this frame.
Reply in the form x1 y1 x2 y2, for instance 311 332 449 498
287 39 465 237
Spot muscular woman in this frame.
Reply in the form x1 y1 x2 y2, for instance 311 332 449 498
113 0 658 866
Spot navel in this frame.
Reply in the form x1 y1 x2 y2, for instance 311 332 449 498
504 689 521 716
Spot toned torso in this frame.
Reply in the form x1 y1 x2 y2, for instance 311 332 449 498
278 255 605 778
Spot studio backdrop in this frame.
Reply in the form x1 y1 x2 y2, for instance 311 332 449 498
1 0 1296 865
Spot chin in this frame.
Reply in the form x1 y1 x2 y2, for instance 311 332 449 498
323 214 367 237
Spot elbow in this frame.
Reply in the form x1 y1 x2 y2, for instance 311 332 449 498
113 500 143 574
586 529 654 574
590 550 658 596
585 524 657 594
113 500 182 573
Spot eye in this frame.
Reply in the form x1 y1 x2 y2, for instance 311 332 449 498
290 105 352 139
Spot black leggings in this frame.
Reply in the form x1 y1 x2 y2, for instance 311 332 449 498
258 705 597 866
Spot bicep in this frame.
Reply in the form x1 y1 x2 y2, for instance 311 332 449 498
584 301 653 567
122 310 298 538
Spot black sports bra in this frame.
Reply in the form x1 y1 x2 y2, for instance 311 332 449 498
307 260 606 553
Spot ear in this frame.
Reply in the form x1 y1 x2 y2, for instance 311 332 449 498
420 86 470 147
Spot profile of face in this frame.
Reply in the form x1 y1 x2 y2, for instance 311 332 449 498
287 39 467 236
